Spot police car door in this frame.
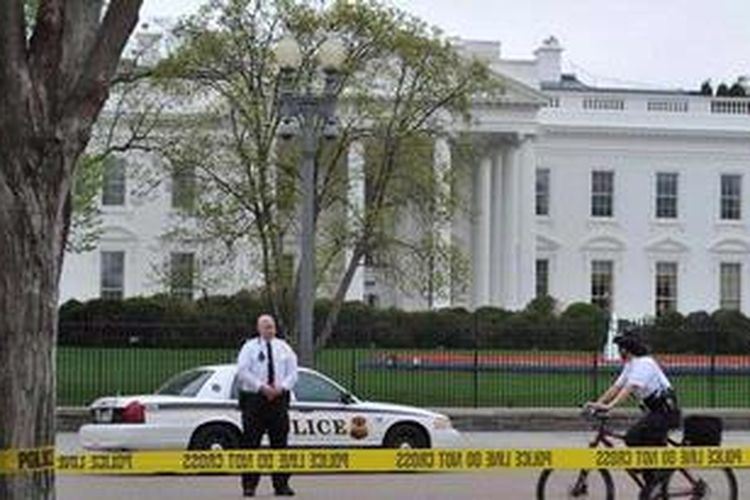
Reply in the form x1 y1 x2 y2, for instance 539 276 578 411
290 371 369 447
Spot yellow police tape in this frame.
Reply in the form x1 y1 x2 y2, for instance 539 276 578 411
1 447 749 475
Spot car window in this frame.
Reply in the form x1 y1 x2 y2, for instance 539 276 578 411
293 371 345 403
156 369 213 397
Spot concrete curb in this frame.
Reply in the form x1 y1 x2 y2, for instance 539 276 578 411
435 408 750 432
57 407 750 433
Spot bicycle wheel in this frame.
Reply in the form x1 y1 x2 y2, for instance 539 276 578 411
537 468 615 499
659 467 737 499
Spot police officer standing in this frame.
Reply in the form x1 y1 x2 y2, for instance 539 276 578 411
237 314 298 497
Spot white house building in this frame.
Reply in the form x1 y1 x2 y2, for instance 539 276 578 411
59 36 750 319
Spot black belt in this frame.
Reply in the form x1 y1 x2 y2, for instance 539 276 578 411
641 389 679 414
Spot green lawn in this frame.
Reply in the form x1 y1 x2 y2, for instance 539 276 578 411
57 347 750 408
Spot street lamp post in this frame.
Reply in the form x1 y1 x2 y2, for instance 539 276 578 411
274 36 345 368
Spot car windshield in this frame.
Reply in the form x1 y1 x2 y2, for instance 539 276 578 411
156 369 213 397
294 371 349 403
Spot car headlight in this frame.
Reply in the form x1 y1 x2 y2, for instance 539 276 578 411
433 416 452 430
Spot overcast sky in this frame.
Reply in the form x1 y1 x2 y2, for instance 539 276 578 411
140 0 749 90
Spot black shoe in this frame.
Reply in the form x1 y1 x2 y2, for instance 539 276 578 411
242 490 255 497
274 487 295 496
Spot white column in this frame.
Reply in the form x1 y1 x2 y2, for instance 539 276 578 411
502 145 520 307
516 135 537 307
489 148 504 304
433 136 452 309
345 141 365 301
473 155 492 306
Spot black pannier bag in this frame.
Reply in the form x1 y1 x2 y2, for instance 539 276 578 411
683 415 722 446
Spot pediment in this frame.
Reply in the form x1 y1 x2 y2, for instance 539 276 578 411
536 233 563 252
100 225 138 242
580 235 626 252
495 73 549 106
709 237 750 254
644 236 690 254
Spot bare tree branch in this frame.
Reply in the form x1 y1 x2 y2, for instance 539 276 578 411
63 0 143 125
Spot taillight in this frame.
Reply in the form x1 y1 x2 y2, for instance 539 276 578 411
120 401 145 424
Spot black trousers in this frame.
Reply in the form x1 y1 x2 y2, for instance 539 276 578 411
239 390 291 493
625 409 680 495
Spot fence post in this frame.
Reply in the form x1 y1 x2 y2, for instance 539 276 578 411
473 311 479 408
591 350 599 401
709 327 717 408
351 340 358 395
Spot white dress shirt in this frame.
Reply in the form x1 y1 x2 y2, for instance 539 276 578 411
236 336 298 393
614 356 672 400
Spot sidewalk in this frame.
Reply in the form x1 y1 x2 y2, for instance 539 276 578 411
58 407 750 433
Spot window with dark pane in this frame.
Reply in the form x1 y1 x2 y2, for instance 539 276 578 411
656 172 678 219
536 168 550 216
720 262 741 311
102 156 126 206
535 259 549 298
100 251 125 300
720 174 741 220
591 260 613 311
591 171 614 217
172 165 196 212
655 261 678 315
170 252 195 300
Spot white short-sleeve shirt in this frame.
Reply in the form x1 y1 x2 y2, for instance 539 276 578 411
614 356 672 400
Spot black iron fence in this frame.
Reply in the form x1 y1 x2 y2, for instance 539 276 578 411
58 319 750 408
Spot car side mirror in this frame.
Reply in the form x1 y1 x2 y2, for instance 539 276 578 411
340 392 355 405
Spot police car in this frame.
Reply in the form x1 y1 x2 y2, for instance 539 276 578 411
79 365 460 450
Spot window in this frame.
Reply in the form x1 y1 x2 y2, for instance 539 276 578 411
720 174 742 220
655 262 678 315
101 156 126 206
170 252 195 300
720 263 742 311
157 369 212 397
100 251 125 300
535 259 549 298
172 165 196 211
656 172 678 219
591 260 613 312
536 168 550 216
293 372 347 403
591 171 614 217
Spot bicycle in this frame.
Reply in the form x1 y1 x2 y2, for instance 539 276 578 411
536 409 738 499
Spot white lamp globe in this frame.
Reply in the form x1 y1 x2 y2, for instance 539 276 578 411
318 36 347 70
274 35 302 69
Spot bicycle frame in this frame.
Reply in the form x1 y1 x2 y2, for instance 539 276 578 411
587 413 706 497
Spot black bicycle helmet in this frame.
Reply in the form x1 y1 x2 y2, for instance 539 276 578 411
612 332 649 356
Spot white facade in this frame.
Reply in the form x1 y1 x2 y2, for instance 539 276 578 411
60 37 750 319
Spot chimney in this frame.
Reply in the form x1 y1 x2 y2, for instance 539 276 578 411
534 36 563 84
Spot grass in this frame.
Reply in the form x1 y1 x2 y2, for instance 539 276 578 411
57 347 750 408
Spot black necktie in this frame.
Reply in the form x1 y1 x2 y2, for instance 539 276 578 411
266 340 275 385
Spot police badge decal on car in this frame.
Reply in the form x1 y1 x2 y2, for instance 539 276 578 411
349 416 368 440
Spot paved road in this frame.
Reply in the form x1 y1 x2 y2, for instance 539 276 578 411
56 432 750 499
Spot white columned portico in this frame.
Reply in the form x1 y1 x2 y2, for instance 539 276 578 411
516 135 537 307
501 144 519 307
472 154 492 306
433 136 452 309
345 140 365 301
489 147 504 303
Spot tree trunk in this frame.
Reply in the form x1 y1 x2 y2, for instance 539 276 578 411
315 245 366 350
0 155 67 499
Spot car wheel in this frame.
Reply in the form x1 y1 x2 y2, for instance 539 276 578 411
383 423 429 449
188 423 241 450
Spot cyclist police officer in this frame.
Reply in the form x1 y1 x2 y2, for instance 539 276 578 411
585 331 680 496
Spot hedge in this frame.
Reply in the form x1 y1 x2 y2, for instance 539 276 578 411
58 293 750 353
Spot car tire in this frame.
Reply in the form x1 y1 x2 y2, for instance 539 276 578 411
188 423 242 450
383 423 430 449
